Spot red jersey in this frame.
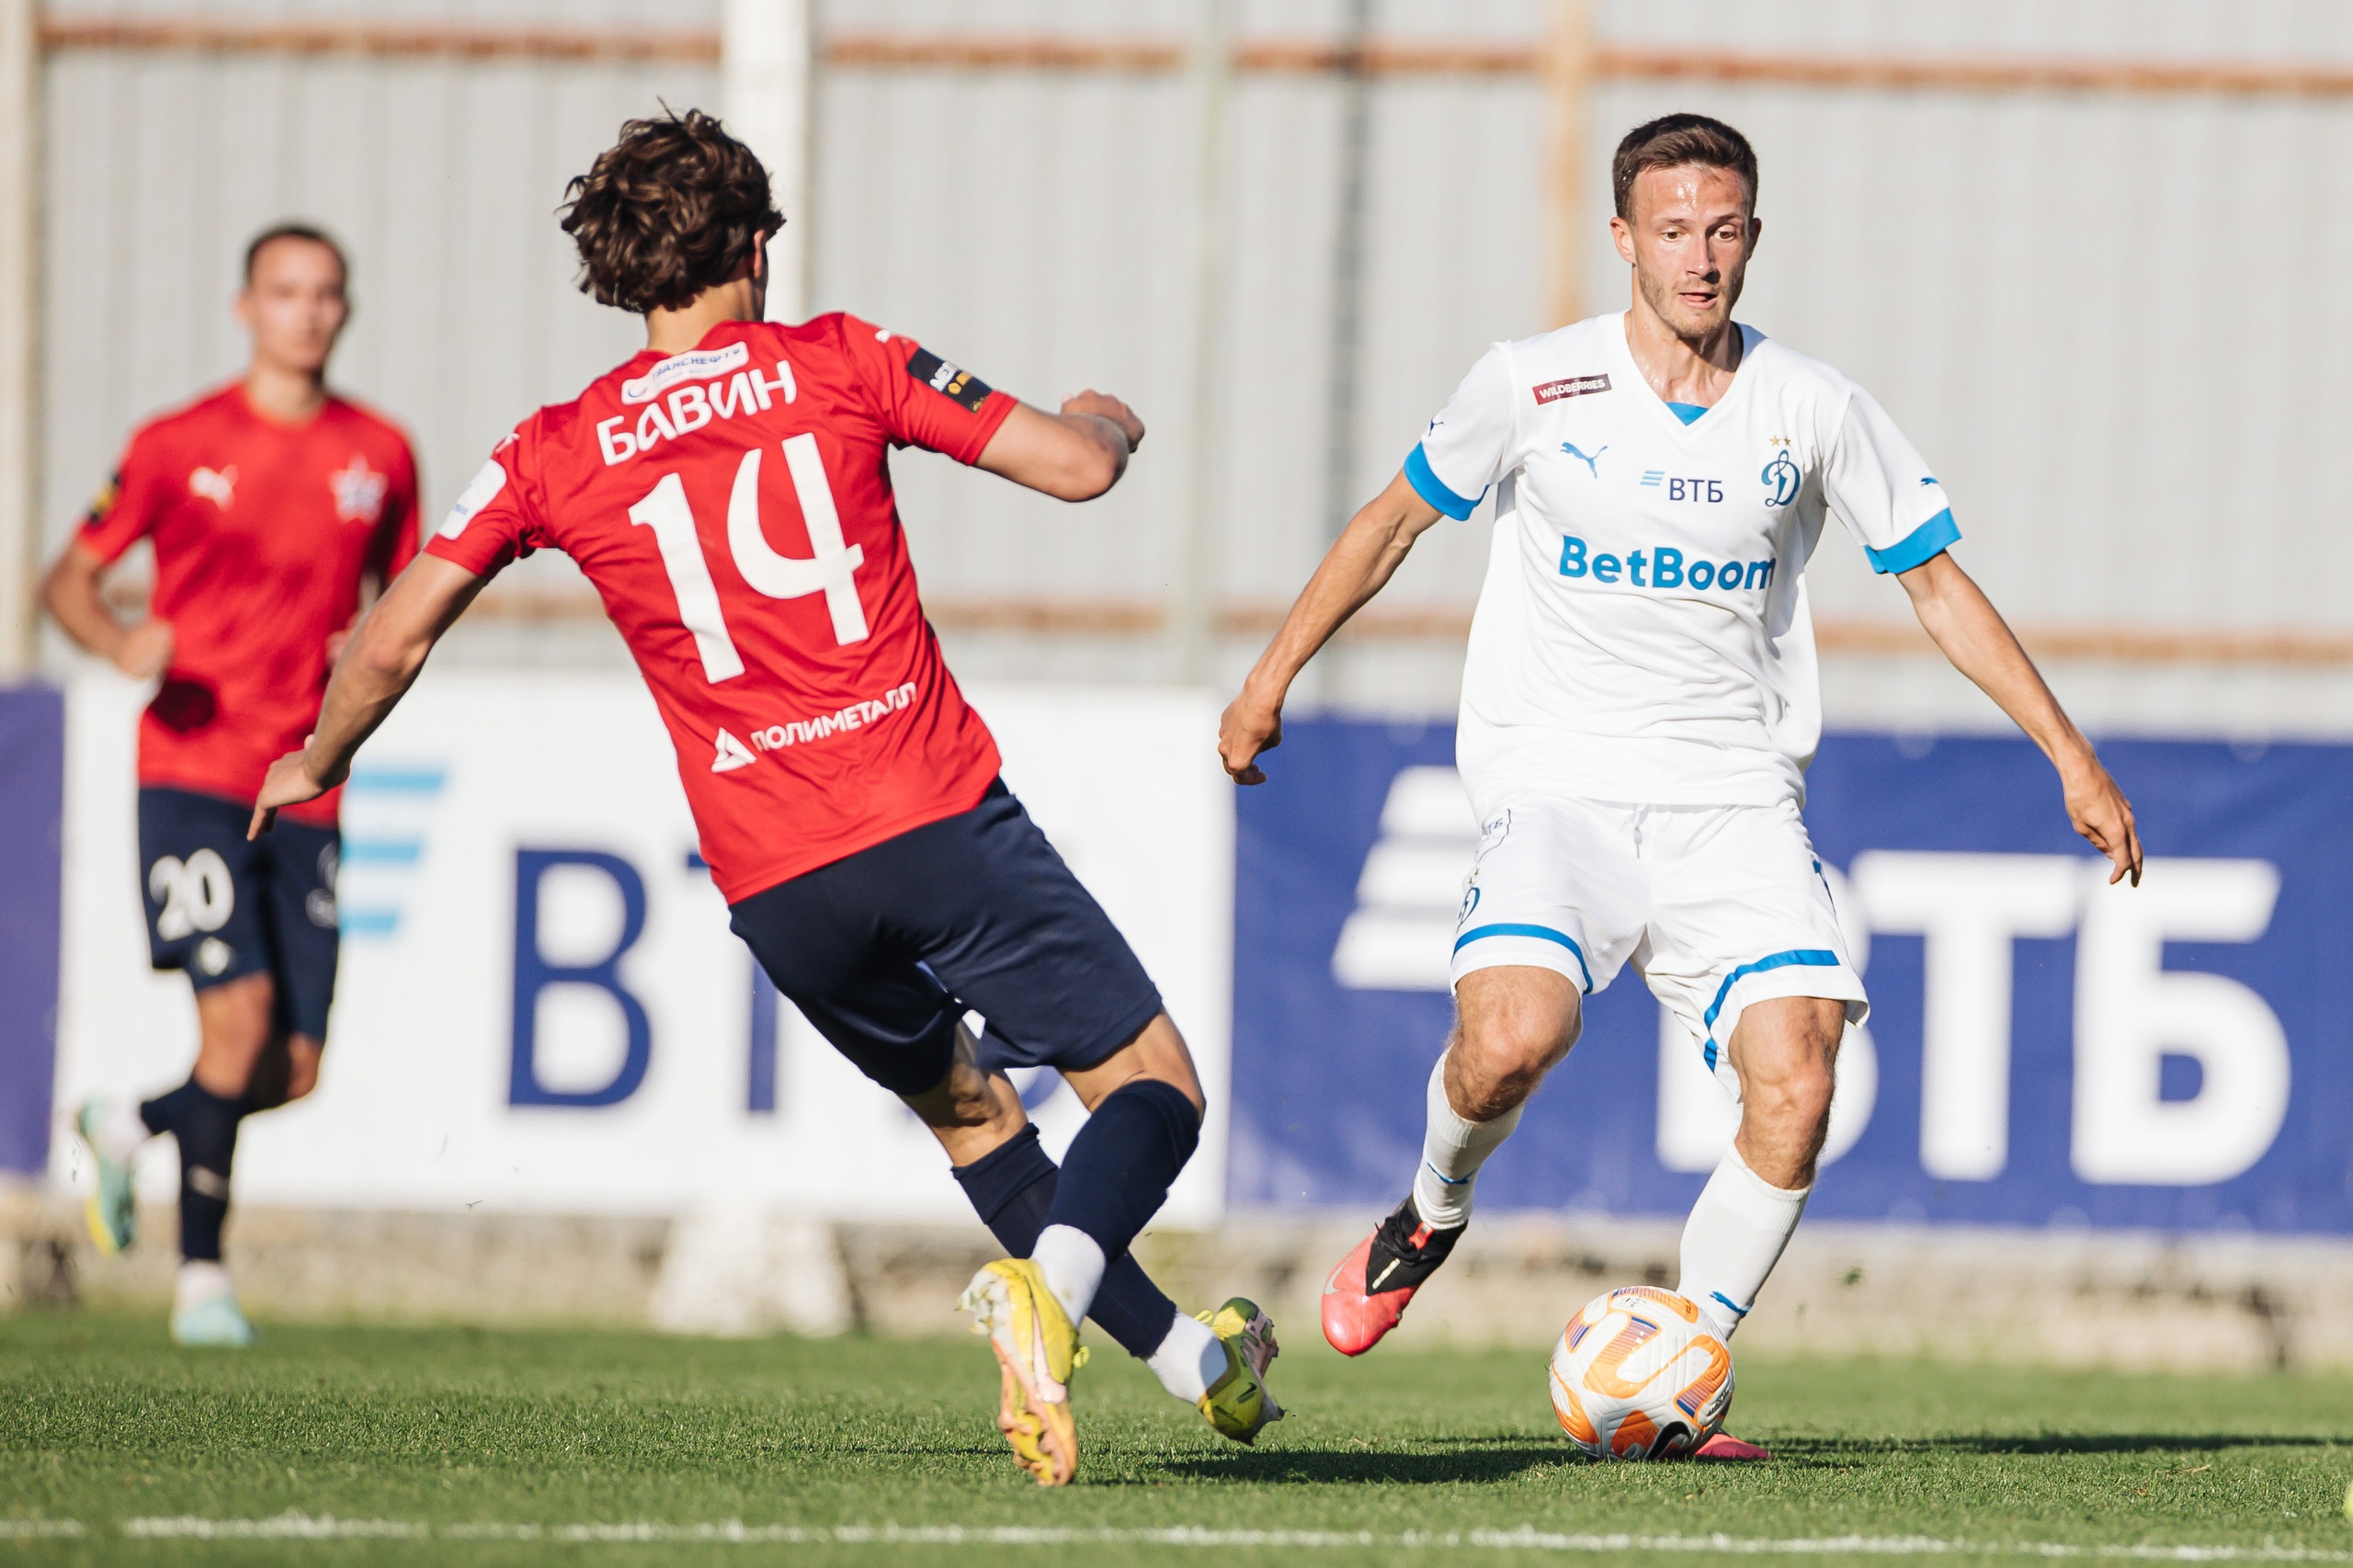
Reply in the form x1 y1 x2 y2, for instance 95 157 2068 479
425 314 1015 901
80 385 420 825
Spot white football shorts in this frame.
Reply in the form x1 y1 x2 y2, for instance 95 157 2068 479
1449 794 1867 1098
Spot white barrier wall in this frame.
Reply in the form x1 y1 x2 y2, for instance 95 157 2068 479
52 670 1233 1224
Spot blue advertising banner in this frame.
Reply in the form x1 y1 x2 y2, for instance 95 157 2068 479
1231 720 2353 1235
0 684 64 1176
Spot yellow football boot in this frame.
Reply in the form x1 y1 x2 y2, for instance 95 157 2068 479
959 1258 1087 1486
1195 1296 1285 1444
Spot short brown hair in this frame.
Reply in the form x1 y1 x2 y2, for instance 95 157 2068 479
560 108 785 315
1611 114 1758 219
244 222 347 286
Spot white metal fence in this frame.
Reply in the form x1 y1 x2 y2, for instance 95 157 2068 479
29 0 2353 727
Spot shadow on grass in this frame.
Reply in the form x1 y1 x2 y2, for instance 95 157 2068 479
1146 1428 2352 1484
1737 1433 2350 1461
1154 1445 1574 1486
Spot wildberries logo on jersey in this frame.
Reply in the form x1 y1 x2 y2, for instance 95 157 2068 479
1233 719 2353 1237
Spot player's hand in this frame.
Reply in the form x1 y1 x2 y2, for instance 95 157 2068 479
2063 755 2143 886
324 628 350 665
1062 390 1144 453
247 740 338 841
1218 688 1284 786
112 618 173 680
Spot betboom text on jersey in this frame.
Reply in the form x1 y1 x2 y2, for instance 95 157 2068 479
1558 535 1776 592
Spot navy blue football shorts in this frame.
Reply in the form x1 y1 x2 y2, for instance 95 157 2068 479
727 778 1165 1098
137 787 341 1040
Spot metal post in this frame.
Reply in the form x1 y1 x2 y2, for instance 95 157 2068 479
1543 0 1593 329
1170 0 1235 687
0 0 37 676
722 0 813 323
1321 0 1373 547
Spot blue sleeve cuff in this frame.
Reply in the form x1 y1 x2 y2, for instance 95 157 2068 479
1865 507 1960 574
1404 442 1484 521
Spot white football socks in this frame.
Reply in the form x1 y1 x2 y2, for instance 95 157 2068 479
1408 1051 1525 1230
1144 1310 1227 1403
1677 1143 1811 1341
95 1096 152 1164
1029 1224 1107 1325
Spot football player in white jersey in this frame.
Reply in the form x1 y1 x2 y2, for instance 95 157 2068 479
1218 113 2142 1457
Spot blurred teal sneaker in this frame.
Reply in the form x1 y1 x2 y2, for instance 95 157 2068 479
171 1267 256 1348
74 1100 137 1256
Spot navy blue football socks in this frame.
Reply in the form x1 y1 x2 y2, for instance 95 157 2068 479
951 1123 1179 1358
1040 1077 1199 1267
139 1078 245 1264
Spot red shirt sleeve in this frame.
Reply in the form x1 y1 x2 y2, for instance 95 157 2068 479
842 314 1017 465
76 428 172 565
369 437 422 582
424 429 543 577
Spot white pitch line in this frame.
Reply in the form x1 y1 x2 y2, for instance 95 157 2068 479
108 1517 2353 1559
0 1521 84 1540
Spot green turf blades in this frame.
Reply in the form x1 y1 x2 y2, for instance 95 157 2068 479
3 1312 2350 1566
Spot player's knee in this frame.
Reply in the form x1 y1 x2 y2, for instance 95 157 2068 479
1451 1014 1574 1119
1746 1050 1836 1136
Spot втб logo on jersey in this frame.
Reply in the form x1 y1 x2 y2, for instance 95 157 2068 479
1561 442 1606 478
1761 439 1800 507
1640 472 1723 503
188 466 237 509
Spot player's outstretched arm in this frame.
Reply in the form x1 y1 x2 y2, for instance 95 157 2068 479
976 391 1143 501
1219 471 1445 785
247 554 487 839
40 540 174 677
1897 551 2143 885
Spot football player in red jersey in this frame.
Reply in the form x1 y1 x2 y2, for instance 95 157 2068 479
42 224 419 1346
249 111 1276 1483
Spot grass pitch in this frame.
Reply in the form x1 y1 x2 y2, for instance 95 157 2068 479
2 1311 2349 1565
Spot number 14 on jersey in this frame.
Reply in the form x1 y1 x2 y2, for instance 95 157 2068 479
629 433 869 683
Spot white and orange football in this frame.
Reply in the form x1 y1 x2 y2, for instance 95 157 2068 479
1547 1285 1733 1460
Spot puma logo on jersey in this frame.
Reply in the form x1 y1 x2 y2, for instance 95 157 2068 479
329 454 389 524
711 728 758 772
1561 442 1607 478
188 466 237 509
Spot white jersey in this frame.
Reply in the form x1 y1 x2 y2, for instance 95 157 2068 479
1413 311 1957 812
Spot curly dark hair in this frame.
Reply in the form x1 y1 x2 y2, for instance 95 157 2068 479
560 109 786 315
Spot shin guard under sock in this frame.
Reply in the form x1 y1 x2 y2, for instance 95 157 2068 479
950 1124 1179 1358
145 1080 244 1264
1040 1079 1199 1282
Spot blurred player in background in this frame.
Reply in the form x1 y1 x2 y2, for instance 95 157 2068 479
248 111 1277 1484
1221 114 2142 1453
42 224 419 1346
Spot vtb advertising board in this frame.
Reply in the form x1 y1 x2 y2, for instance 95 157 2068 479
50 672 1233 1223
1233 719 2353 1234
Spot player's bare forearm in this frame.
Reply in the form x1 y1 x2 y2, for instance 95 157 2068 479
1219 472 1444 785
976 392 1143 502
248 555 485 838
40 540 173 676
1899 551 2143 884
